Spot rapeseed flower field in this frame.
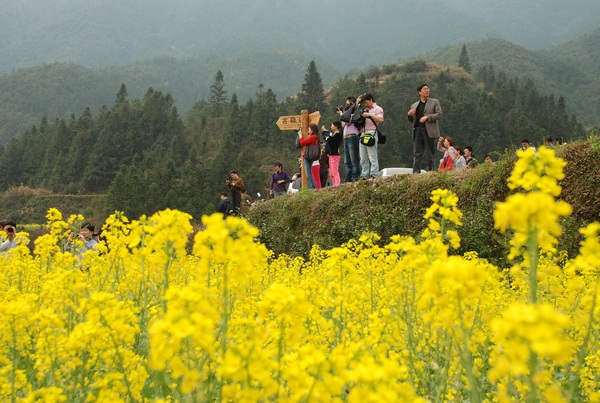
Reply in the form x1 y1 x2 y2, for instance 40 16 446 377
1 147 598 402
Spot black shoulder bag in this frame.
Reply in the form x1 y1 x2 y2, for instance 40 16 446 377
370 117 387 145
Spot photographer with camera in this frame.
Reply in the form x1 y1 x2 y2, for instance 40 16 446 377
337 97 361 182
323 121 343 186
357 93 384 180
65 222 99 252
226 170 245 214
0 220 19 253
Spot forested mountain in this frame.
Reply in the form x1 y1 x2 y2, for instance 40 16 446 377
0 52 339 143
2 0 598 73
2 32 600 144
0 60 587 221
2 0 600 143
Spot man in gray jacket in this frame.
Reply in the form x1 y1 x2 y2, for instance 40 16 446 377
407 83 442 173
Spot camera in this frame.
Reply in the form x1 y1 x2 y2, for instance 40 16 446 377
6 227 14 233
335 105 344 112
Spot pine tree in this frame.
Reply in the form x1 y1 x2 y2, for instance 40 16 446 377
115 83 128 104
458 44 472 74
209 70 227 114
106 156 148 219
298 61 325 112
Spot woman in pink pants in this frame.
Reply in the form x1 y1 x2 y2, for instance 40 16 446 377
311 160 322 189
325 121 344 186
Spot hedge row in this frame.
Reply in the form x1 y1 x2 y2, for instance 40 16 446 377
247 140 600 266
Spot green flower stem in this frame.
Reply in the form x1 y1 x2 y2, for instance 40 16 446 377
274 319 285 401
527 228 539 303
527 351 539 403
457 296 480 402
217 262 230 403
569 280 598 400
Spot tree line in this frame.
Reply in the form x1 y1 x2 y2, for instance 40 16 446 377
0 59 588 221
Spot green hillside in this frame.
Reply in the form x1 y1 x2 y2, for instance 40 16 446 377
551 27 600 76
414 38 600 126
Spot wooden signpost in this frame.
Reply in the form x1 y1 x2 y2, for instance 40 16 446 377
276 110 321 189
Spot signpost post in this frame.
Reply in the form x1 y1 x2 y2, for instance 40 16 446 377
276 110 321 189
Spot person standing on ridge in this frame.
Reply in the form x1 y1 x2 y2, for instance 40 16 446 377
226 170 245 214
407 83 442 173
358 93 384 180
269 163 291 198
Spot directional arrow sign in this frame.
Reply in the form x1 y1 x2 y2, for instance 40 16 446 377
309 111 321 126
276 111 321 130
276 115 302 130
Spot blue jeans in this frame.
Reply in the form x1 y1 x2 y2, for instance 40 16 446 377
344 135 360 182
303 157 317 189
359 131 379 178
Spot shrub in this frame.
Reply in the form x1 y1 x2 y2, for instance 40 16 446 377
2 185 51 202
400 60 429 73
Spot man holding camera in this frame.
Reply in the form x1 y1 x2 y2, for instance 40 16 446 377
337 97 360 182
65 222 99 252
0 220 19 252
358 93 384 180
226 170 244 214
337 96 361 182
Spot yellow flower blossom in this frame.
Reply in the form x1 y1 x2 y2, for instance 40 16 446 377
0 148 597 403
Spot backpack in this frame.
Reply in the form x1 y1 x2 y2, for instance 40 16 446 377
340 104 353 123
340 103 366 129
351 103 367 129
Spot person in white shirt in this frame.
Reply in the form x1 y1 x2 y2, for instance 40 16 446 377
454 147 466 170
521 138 537 151
0 220 19 252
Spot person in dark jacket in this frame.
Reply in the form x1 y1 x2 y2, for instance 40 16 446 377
226 170 244 213
269 163 291 198
325 120 343 186
319 142 329 187
217 192 234 218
